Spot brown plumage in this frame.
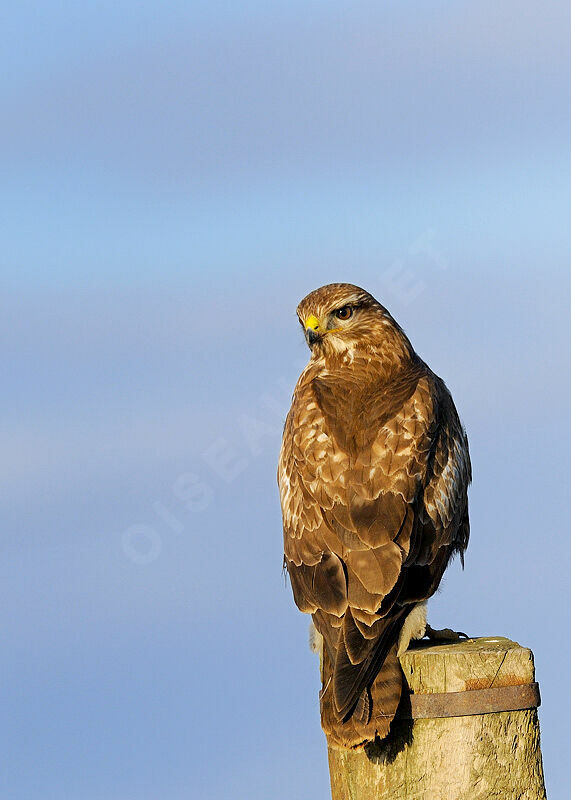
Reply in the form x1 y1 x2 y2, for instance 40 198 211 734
278 283 471 748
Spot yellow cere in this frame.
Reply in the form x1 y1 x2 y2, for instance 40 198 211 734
305 314 321 331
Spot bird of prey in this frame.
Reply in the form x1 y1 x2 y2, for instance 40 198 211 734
278 283 471 748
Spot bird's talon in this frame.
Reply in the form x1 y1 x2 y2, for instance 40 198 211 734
425 624 470 643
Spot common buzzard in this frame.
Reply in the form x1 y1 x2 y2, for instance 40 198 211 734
278 283 471 747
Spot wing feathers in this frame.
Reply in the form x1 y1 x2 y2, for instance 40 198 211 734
287 552 347 616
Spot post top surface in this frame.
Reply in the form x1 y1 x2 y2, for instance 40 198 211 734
399 636 535 694
404 636 521 657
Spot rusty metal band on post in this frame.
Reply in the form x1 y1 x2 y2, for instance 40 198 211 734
398 682 541 720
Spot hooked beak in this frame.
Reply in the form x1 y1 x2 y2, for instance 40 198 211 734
304 314 321 347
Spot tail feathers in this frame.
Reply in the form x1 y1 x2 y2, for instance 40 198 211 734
332 608 406 720
320 641 403 748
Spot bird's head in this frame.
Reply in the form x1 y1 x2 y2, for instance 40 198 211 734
296 283 407 361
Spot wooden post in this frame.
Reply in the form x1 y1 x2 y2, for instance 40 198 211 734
327 637 547 800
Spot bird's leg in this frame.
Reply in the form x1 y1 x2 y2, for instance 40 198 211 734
424 623 469 643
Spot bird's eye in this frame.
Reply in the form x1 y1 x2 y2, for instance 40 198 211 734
334 306 353 321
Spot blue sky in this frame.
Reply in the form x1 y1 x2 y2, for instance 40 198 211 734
2 2 570 798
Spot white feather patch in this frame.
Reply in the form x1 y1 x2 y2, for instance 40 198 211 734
397 601 427 656
309 621 324 656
